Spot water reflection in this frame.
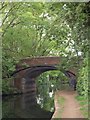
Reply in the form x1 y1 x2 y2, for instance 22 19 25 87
2 91 54 119
37 92 54 112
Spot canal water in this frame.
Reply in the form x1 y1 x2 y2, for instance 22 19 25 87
2 91 55 119
2 74 71 119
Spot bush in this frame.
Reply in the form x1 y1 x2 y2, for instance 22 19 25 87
2 78 19 94
77 57 88 97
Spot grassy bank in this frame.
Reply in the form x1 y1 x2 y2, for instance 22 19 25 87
56 96 65 118
75 95 88 118
53 91 65 118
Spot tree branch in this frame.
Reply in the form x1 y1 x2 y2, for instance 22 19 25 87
2 4 17 26
2 3 21 26
2 16 17 37
0 3 7 11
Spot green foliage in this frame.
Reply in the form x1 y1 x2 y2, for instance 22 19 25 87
2 56 16 78
36 72 55 112
2 77 20 94
54 92 65 118
36 70 68 111
1 2 89 94
36 70 68 98
77 56 88 97
75 95 88 118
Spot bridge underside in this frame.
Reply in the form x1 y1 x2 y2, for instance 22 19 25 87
24 65 57 78
12 57 77 119
23 65 75 79
13 56 76 94
14 65 75 93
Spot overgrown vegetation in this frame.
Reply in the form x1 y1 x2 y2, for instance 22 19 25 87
77 55 88 97
55 95 65 118
1 3 89 114
52 91 65 118
75 95 88 118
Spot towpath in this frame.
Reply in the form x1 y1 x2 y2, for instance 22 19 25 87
52 90 84 118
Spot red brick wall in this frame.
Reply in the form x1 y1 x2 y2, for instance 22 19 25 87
14 56 77 93
16 57 60 69
14 57 60 93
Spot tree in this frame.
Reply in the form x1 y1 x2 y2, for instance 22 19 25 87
1 2 89 95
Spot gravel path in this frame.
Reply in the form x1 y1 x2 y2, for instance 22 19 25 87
52 90 84 118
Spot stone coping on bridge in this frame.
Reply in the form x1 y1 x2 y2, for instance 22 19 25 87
20 56 60 61
16 56 61 69
21 56 60 58
14 56 77 94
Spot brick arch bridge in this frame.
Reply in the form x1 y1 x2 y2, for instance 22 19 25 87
14 56 76 94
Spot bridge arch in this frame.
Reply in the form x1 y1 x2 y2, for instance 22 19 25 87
14 65 75 94
13 56 77 94
12 57 77 118
23 65 75 80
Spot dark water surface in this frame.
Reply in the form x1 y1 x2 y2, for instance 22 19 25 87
2 92 54 119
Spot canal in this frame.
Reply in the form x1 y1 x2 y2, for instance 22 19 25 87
2 68 71 119
2 91 55 119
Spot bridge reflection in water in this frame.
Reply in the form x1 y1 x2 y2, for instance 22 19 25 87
2 91 54 119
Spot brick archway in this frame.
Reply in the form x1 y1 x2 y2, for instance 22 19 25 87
13 56 76 93
12 56 77 118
